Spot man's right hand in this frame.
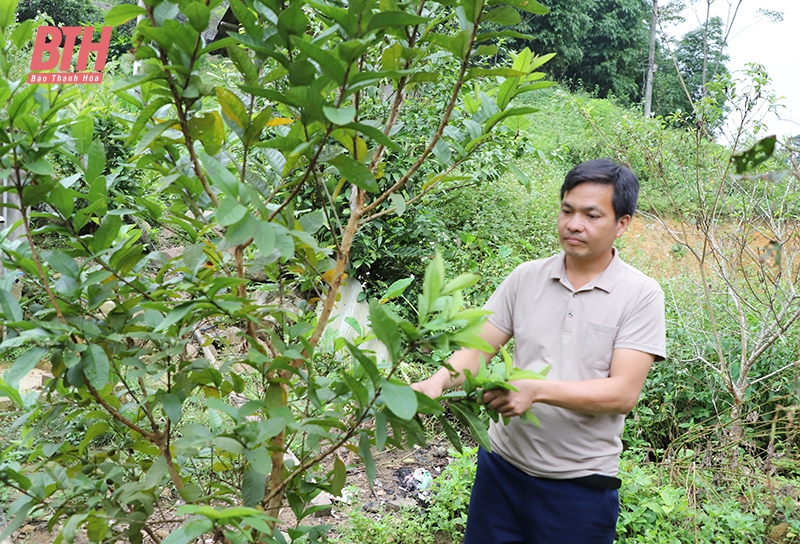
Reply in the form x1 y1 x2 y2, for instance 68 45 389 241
411 376 445 399
410 321 511 399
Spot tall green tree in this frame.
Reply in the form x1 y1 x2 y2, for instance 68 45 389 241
513 0 650 103
652 16 729 121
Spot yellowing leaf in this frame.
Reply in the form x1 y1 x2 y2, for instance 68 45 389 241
322 269 346 284
203 386 221 399
355 137 367 161
266 118 293 126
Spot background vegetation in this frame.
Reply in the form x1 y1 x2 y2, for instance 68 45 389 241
1 0 800 543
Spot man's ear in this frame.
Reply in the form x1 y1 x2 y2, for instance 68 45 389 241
615 214 631 237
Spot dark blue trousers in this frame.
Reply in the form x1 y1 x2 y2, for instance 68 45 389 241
464 448 619 544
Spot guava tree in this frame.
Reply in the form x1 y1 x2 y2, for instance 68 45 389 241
0 0 552 541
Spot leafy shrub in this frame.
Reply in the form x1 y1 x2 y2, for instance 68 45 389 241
615 457 795 543
16 0 103 27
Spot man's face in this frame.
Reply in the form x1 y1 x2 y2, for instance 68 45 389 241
558 182 630 264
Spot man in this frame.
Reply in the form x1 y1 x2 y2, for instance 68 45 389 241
412 159 666 543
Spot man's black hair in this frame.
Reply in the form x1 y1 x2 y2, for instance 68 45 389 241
560 159 639 220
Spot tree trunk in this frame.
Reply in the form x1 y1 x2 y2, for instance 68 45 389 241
643 0 658 117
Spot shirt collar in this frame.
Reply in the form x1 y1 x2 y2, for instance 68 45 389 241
548 248 623 293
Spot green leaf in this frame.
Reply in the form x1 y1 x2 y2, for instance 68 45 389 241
465 67 528 81
0 288 23 322
105 3 146 25
242 470 266 507
474 30 533 43
160 393 183 423
381 380 418 420
732 136 777 174
358 432 376 486
86 139 107 184
521 410 540 426
184 2 211 32
145 457 168 489
154 302 195 332
127 97 171 144
474 44 498 57
380 277 413 303
483 106 538 132
72 115 94 155
82 344 110 389
217 198 249 227
244 447 273 475
134 120 175 156
254 221 277 256
91 215 121 253
162 518 214 544
229 0 259 35
425 31 469 59
369 300 401 363
229 44 260 85
243 107 273 147
449 402 491 451
366 11 429 31
323 105 356 125
482 5 521 25
11 19 34 49
213 436 244 454
381 43 403 71
199 152 239 198
486 0 548 14
0 375 23 407
340 122 401 151
342 372 368 409
291 37 346 86
79 421 110 455
437 413 463 453
24 160 52 176
50 186 75 218
374 409 387 450
288 59 316 86
347 343 381 386
331 456 347 496
5 347 47 389
0 0 20 27
327 154 378 192
441 273 479 295
421 252 445 320
221 215 259 249
42 250 80 279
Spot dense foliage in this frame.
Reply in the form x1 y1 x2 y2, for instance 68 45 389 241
510 0 650 104
652 15 731 123
0 0 556 541
16 0 103 27
0 0 798 542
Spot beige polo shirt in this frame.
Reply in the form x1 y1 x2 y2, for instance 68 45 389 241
484 250 666 479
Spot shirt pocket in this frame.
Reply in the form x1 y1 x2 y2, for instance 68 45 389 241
580 322 618 372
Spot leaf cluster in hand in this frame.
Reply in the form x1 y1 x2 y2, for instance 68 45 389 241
442 345 549 444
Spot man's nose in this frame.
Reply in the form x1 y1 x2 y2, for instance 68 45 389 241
566 214 584 231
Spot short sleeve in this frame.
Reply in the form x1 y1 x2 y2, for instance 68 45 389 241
483 266 522 336
614 280 667 361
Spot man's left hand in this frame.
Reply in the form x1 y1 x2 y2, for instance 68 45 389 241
482 380 539 418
